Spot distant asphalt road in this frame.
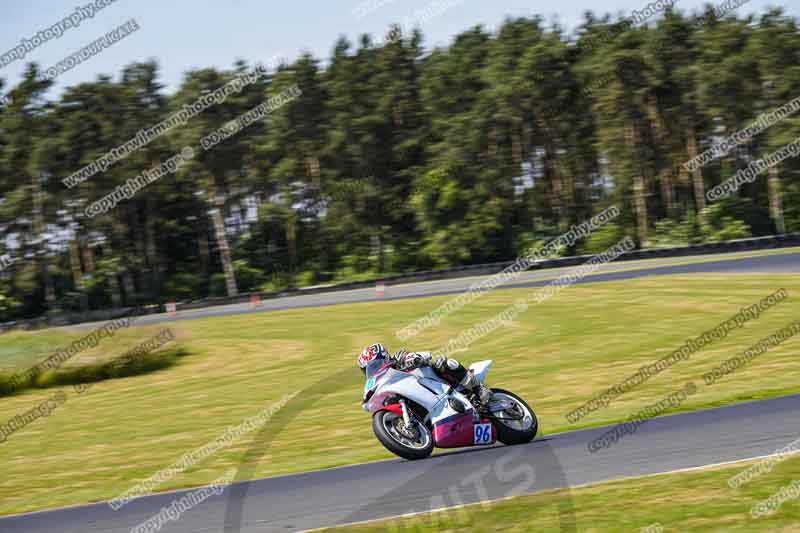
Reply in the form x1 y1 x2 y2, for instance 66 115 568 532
80 249 799 329
3 394 800 532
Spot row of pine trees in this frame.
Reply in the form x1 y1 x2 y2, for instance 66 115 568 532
0 7 798 320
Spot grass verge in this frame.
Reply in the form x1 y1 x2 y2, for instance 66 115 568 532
0 274 798 516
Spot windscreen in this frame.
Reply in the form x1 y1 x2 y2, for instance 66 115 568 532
364 358 389 380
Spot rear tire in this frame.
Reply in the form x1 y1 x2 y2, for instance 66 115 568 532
372 410 434 460
490 388 538 445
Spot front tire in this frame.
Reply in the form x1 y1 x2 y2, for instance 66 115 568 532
372 410 434 460
490 388 538 445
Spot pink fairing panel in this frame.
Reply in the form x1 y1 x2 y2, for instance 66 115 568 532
433 412 479 448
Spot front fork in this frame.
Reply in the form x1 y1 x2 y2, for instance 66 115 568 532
398 399 412 427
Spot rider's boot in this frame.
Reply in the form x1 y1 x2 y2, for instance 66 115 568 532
433 357 493 405
460 371 493 406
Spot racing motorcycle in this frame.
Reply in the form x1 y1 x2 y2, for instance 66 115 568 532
362 357 538 460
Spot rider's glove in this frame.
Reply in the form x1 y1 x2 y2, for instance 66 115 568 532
394 350 429 370
416 352 433 366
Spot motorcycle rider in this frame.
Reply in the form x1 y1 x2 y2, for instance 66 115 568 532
357 343 493 405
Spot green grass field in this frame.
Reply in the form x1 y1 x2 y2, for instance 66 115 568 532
323 454 800 532
0 272 798 516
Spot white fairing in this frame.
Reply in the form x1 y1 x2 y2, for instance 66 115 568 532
427 388 474 425
364 367 440 413
468 360 493 384
363 361 494 422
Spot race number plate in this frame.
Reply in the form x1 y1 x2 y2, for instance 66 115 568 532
474 423 492 445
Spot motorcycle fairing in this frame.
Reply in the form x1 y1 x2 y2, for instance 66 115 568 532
364 367 439 413
468 360 493 384
432 411 476 448
427 387 497 448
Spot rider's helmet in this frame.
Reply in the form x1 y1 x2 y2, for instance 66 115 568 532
357 343 389 374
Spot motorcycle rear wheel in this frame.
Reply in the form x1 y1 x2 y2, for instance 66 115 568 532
490 388 538 445
372 410 434 460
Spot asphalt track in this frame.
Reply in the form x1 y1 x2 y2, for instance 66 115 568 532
2 250 798 532
82 249 800 328
3 395 800 532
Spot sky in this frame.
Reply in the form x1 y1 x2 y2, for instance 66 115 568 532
0 0 796 98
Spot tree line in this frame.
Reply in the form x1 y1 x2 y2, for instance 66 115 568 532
0 6 798 320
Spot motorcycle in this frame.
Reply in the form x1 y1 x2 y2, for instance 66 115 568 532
362 357 538 460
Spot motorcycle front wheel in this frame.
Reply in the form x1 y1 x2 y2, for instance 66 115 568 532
372 410 434 460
